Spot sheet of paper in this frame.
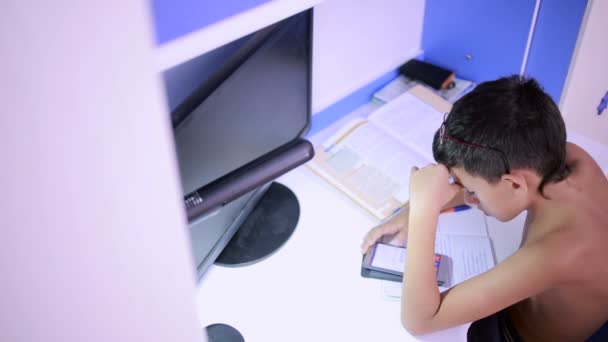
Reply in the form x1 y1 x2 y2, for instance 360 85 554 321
381 279 448 301
340 124 428 182
381 280 402 300
321 118 367 150
345 164 400 206
372 75 418 103
437 208 489 237
368 92 444 161
326 123 428 206
326 147 362 174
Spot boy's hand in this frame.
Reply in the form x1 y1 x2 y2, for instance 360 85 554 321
360 210 408 255
410 164 462 214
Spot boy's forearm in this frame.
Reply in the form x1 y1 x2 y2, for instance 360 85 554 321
401 206 441 333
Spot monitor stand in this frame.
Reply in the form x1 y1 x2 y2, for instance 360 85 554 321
205 323 244 342
214 181 300 267
204 182 299 340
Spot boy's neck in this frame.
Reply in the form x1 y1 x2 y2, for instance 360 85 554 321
524 179 570 236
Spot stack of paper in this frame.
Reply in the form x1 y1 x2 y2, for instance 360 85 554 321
373 75 475 104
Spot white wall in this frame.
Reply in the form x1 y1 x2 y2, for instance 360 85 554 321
560 0 608 145
0 2 204 342
312 0 425 113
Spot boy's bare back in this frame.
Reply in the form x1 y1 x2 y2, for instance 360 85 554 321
509 143 608 341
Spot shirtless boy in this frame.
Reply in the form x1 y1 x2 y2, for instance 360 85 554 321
361 76 608 341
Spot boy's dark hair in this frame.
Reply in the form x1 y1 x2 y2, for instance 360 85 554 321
432 75 569 195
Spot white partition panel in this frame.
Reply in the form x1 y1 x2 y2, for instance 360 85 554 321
0 2 204 342
560 0 608 145
312 0 425 113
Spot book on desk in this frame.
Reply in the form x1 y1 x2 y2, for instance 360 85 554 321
307 84 451 221
307 84 496 295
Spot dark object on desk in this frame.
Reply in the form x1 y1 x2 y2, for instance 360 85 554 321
215 182 299 267
400 59 455 90
360 253 451 286
205 323 245 342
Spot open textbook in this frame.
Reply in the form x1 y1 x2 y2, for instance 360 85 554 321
382 208 496 300
307 85 452 220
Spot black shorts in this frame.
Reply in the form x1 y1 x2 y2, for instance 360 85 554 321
467 309 523 342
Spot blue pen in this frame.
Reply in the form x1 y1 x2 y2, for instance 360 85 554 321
597 90 608 115
382 203 409 223
441 204 471 213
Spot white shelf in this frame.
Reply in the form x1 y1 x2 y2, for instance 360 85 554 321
154 0 322 72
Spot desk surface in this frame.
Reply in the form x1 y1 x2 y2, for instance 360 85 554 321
193 90 607 340
194 107 527 341
194 165 524 341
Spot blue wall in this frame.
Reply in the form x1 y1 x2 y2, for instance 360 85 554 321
422 0 535 83
422 0 588 104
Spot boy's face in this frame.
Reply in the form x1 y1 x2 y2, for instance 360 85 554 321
450 167 524 222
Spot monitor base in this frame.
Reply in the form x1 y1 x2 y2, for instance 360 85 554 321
214 182 299 267
205 323 244 342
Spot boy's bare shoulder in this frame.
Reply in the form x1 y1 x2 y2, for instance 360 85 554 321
566 142 607 180
545 142 608 207
566 142 592 161
529 199 608 285
522 208 605 280
521 221 573 268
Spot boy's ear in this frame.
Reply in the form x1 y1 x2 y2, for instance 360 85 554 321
501 172 528 194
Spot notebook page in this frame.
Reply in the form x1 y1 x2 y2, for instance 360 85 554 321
435 233 495 284
437 208 489 237
381 233 495 299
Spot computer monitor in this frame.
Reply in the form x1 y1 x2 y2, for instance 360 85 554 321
163 10 314 281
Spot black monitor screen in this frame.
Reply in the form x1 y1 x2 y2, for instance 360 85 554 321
164 10 312 279
171 11 311 196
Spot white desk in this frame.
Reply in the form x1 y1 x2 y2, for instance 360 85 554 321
193 105 530 341
195 165 526 341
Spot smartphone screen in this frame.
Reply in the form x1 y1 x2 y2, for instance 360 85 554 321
369 243 406 274
364 243 446 285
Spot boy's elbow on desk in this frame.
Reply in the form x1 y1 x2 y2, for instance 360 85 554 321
401 317 431 337
401 310 436 336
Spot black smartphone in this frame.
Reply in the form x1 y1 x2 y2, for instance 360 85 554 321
362 243 451 286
